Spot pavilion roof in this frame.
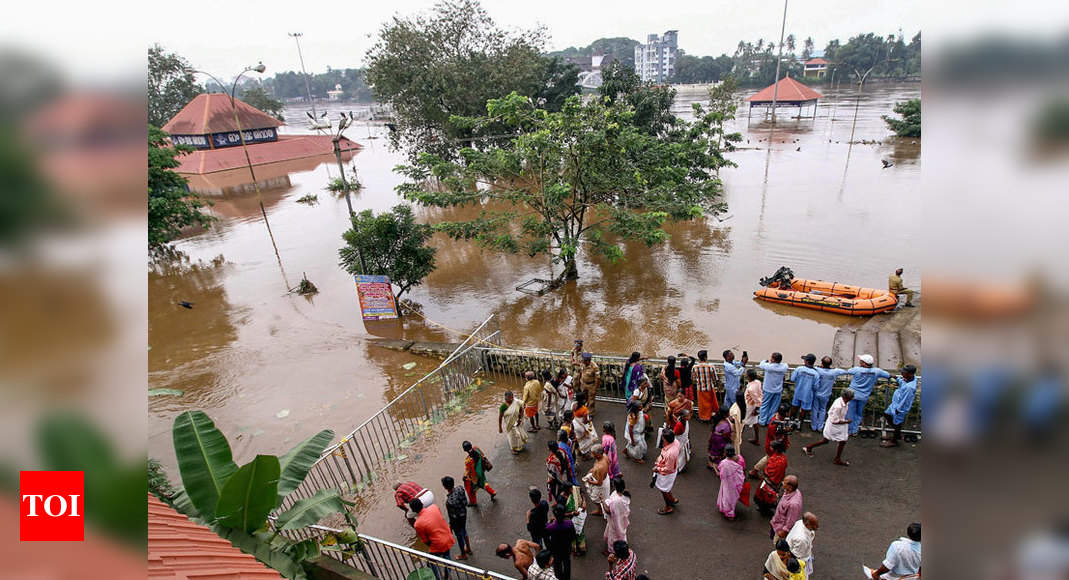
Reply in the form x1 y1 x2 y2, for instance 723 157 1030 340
162 93 283 135
746 76 824 104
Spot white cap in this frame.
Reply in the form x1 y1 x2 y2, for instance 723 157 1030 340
858 354 874 365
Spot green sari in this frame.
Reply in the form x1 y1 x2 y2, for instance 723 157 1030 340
565 486 587 553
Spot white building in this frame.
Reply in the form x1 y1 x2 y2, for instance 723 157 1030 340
634 30 678 83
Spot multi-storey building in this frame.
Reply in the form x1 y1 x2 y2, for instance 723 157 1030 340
634 30 678 83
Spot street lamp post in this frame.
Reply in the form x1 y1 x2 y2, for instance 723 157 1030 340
288 32 317 119
769 0 788 122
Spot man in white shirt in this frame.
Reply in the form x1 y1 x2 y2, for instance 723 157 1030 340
869 523 922 579
786 512 819 577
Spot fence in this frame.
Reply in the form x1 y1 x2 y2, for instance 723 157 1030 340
276 315 502 515
279 523 516 580
476 346 921 435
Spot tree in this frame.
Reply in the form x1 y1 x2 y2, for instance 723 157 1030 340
364 0 551 160
534 56 581 113
883 98 921 137
672 54 725 84
396 92 733 282
549 37 640 70
339 205 437 301
239 85 285 121
599 62 677 136
148 45 203 127
706 76 744 160
149 126 214 252
801 37 814 61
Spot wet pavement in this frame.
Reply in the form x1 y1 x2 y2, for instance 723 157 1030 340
351 397 920 580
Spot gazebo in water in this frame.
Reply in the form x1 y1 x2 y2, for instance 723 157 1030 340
746 74 823 119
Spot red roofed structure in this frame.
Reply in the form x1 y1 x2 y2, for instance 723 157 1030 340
804 57 830 79
148 493 284 579
746 74 824 118
173 134 360 175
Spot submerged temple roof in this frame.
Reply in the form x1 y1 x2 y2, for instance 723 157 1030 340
162 93 283 135
747 75 824 104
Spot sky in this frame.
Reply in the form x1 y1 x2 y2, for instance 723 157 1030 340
5 0 1069 84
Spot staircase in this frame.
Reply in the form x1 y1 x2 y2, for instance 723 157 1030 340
831 300 921 370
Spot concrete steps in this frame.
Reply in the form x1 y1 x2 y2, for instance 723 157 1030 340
830 301 921 370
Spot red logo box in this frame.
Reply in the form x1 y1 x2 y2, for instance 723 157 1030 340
20 471 84 541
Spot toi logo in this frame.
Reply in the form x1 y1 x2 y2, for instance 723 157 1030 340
20 471 84 541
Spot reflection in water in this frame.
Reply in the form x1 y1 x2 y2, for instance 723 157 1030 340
149 84 921 469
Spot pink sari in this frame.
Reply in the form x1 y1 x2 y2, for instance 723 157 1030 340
717 455 747 518
602 433 621 479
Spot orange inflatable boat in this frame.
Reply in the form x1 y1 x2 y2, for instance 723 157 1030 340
754 267 899 316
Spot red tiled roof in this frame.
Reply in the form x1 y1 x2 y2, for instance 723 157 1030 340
746 76 824 103
148 493 284 579
173 134 361 174
162 93 283 135
805 58 830 65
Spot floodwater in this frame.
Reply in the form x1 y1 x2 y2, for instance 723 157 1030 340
148 83 920 468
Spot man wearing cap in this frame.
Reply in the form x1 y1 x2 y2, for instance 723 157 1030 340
758 353 790 427
844 354 891 435
789 354 821 429
881 365 918 447
888 268 915 308
579 352 600 416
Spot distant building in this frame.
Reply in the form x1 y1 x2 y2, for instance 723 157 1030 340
804 58 830 79
327 83 345 101
635 30 678 83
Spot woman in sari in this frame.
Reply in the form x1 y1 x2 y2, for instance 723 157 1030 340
556 428 580 485
754 440 788 515
666 388 691 426
678 354 696 401
716 444 746 520
707 408 732 469
763 539 793 580
546 441 571 501
572 402 598 459
620 352 644 400
561 483 587 555
661 356 680 402
728 390 745 452
463 445 497 504
602 477 631 550
498 391 529 454
623 403 647 463
601 421 621 479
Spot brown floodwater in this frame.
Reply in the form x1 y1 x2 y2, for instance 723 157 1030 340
148 83 920 470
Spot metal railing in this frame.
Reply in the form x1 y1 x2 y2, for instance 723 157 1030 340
276 315 502 514
476 346 921 435
280 524 516 580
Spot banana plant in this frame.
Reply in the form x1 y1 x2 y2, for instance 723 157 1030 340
170 410 361 578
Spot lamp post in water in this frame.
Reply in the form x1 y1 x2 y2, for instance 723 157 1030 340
769 0 788 122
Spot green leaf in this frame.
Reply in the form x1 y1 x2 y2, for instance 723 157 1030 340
277 429 334 504
216 455 280 532
149 388 184 397
276 489 347 531
172 410 238 519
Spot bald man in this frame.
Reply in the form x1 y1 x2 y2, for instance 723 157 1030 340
771 475 803 542
496 539 541 579
786 512 819 578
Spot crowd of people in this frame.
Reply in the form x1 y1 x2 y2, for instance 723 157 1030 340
396 346 921 579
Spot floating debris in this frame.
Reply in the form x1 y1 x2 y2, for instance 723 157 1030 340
148 388 184 397
276 409 290 419
402 362 417 370
296 194 319 205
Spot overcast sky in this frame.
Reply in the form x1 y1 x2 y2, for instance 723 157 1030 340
5 0 1069 84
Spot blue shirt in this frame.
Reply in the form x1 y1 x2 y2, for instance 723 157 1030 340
884 377 918 423
722 361 744 392
759 361 789 394
814 367 848 398
845 366 891 399
790 365 820 393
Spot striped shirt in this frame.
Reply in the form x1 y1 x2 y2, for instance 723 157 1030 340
394 481 425 508
693 362 717 392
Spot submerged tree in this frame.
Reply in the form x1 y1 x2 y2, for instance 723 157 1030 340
883 98 921 137
338 204 437 301
148 125 214 252
397 92 734 282
239 85 285 122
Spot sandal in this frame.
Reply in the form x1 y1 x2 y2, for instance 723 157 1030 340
802 447 814 458
657 507 674 515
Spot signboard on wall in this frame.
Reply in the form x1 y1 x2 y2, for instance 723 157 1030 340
354 275 398 320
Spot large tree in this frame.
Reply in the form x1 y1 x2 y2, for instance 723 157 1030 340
883 98 921 137
239 86 285 121
148 45 202 127
338 204 437 301
148 126 213 251
364 0 565 160
599 62 677 136
396 92 734 282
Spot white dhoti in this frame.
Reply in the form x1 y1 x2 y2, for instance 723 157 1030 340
654 471 677 493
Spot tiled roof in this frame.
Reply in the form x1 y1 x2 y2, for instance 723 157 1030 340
746 76 824 103
162 94 284 135
147 494 283 579
173 134 361 174
805 57 830 65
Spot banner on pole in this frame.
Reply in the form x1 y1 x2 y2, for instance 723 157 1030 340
354 275 398 320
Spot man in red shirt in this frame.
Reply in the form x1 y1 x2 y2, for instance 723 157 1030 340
411 498 455 562
394 481 434 526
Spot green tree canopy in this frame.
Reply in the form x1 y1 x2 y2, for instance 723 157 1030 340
148 125 213 251
239 86 285 121
338 204 437 301
148 45 203 127
883 98 921 137
396 92 734 282
365 0 573 160
598 62 677 136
